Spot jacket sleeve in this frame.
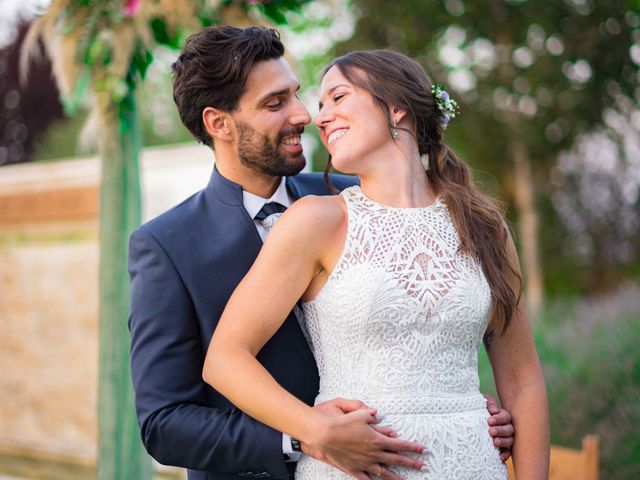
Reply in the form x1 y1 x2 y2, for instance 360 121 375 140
128 226 290 478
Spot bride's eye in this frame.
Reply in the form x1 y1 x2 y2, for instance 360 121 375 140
333 93 345 102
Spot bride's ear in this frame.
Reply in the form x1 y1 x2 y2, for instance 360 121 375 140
390 106 408 125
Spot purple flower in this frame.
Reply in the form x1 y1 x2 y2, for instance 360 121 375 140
442 114 451 125
439 91 449 101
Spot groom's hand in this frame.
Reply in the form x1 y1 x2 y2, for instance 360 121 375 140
485 395 514 462
301 398 426 480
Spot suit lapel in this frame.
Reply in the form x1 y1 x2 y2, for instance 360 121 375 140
205 166 263 248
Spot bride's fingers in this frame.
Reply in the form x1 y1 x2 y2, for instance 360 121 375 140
346 469 371 480
366 464 402 480
370 425 397 438
379 467 403 480
345 408 379 424
365 408 380 424
331 397 370 413
365 464 382 479
377 435 427 454
374 451 425 471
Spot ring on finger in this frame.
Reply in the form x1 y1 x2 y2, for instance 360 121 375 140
375 464 384 477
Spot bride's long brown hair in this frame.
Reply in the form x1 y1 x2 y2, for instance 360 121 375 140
323 49 521 334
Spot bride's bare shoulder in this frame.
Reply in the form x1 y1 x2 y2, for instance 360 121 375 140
295 193 346 212
270 194 346 245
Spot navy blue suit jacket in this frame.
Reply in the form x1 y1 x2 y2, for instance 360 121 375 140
129 167 358 480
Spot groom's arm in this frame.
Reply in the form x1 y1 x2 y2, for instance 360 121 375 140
128 227 290 478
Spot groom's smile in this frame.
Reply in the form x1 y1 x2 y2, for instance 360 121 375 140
230 57 311 178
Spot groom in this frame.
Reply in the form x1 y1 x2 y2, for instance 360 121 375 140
128 25 514 480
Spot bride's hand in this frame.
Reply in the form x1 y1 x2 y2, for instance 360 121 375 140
301 403 427 480
311 398 401 440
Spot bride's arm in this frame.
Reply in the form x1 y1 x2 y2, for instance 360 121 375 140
203 195 426 479
485 232 550 479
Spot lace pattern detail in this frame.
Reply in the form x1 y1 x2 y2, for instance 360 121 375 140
298 186 506 479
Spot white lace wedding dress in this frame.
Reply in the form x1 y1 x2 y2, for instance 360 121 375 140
296 186 507 479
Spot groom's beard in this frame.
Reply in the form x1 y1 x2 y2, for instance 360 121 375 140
236 121 306 177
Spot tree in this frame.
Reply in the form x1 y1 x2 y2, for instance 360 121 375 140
0 22 63 165
552 96 640 291
20 1 314 478
335 0 640 315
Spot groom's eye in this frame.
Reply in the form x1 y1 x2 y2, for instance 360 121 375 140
266 99 284 110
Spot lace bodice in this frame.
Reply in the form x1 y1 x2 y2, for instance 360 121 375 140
297 186 506 479
302 185 492 405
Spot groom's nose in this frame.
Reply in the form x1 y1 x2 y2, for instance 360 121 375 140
288 96 311 126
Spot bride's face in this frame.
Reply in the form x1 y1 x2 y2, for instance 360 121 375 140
314 66 391 174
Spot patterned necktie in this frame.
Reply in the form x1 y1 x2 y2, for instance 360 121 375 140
254 202 287 231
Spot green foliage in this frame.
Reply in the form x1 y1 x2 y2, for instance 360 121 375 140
334 0 640 295
62 69 91 115
67 1 125 65
57 0 315 111
479 285 640 478
150 18 185 50
339 0 638 168
237 0 315 25
128 39 154 85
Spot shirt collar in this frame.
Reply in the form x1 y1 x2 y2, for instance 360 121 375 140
243 176 293 219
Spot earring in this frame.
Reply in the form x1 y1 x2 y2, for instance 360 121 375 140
392 117 398 139
421 153 430 171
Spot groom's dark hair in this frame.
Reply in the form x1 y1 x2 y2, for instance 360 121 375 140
171 25 285 148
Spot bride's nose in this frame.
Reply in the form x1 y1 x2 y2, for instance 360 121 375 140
314 103 334 129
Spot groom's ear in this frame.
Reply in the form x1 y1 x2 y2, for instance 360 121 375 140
203 107 233 144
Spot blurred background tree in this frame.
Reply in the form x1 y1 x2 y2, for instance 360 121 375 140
331 0 640 313
0 22 64 166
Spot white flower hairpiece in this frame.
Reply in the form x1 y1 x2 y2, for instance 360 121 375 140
431 84 459 128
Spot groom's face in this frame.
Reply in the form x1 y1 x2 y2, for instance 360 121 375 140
230 57 311 177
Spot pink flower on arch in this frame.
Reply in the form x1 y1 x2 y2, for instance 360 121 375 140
124 0 142 17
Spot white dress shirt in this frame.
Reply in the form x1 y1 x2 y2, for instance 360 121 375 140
241 176 301 460
242 176 294 242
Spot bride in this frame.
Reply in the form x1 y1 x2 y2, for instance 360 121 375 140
203 49 549 479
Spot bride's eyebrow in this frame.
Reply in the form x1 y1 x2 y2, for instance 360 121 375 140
318 84 349 109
